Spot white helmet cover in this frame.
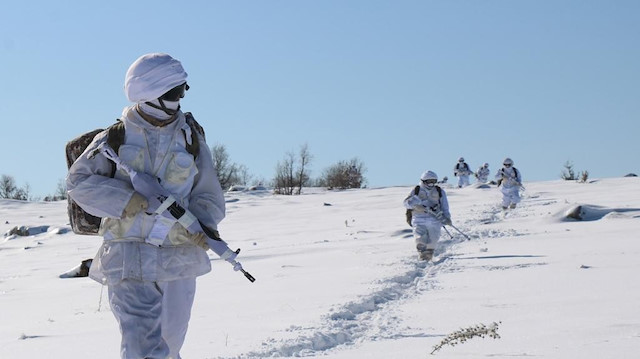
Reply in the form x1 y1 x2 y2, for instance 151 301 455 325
124 53 188 103
420 170 438 181
503 157 514 165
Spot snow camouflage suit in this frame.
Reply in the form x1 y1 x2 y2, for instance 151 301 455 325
403 183 451 255
67 105 225 358
496 165 522 208
454 161 472 187
475 165 490 183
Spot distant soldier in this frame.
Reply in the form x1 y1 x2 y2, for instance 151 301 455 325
453 157 472 188
475 163 490 184
495 157 522 210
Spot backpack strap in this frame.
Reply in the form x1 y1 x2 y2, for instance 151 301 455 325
512 167 519 181
184 112 204 159
104 120 125 178
106 120 125 155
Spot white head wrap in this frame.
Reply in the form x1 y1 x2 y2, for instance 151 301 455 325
124 53 188 103
420 170 438 181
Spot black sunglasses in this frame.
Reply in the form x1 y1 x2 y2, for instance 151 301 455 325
422 179 437 184
160 82 189 102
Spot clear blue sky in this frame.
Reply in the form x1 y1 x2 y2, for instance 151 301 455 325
2 1 638 198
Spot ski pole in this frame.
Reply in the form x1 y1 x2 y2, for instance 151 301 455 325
442 225 454 239
424 206 469 241
446 223 472 241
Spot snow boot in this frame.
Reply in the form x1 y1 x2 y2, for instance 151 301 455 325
419 249 434 261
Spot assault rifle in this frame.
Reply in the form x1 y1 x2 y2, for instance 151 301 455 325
93 142 255 282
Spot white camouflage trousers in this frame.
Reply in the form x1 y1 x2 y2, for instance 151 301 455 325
108 277 196 359
413 223 441 252
500 186 521 208
457 174 470 188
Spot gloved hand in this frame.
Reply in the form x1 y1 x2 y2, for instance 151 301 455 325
168 225 209 250
122 192 148 218
443 217 452 226
189 232 209 250
231 261 243 272
407 195 421 207
432 210 444 220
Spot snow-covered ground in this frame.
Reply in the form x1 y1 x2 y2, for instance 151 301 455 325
1 177 639 358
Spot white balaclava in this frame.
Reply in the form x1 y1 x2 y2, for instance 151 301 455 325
124 53 188 120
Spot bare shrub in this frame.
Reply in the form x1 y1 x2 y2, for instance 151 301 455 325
319 158 366 189
579 170 589 183
431 322 501 355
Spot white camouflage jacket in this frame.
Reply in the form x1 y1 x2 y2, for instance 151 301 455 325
67 106 225 285
496 166 522 189
476 166 490 182
403 184 451 227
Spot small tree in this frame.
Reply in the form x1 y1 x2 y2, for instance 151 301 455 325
561 161 576 180
212 144 237 190
45 179 68 201
273 144 313 195
296 143 312 195
561 161 590 183
236 164 253 187
0 175 30 200
579 170 589 183
211 144 252 190
273 151 296 195
0 175 17 199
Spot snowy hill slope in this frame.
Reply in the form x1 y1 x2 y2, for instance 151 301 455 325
1 178 639 358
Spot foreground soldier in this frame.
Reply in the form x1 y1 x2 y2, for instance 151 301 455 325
404 171 452 261
67 53 225 359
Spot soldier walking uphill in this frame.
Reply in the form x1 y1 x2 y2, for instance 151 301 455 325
496 157 523 210
454 157 472 188
403 171 452 261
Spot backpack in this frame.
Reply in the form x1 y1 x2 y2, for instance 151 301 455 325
405 185 442 226
65 112 204 235
455 162 470 174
